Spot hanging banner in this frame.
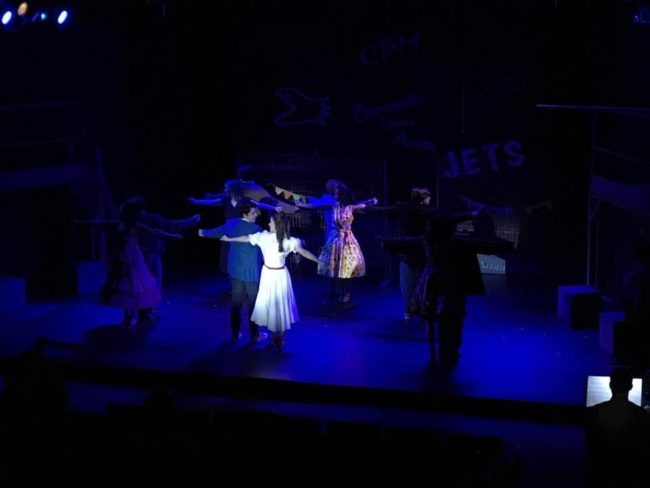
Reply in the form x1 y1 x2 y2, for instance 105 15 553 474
273 185 308 203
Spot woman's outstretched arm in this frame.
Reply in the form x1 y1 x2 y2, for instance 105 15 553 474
136 222 182 239
296 246 324 264
295 194 335 209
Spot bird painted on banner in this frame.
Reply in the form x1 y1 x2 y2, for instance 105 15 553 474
273 87 332 127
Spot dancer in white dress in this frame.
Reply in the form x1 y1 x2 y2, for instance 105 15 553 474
221 213 322 348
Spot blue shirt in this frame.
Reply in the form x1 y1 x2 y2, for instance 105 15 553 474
201 218 262 282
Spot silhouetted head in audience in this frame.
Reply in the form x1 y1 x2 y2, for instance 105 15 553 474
609 368 634 399
144 388 175 427
5 345 67 420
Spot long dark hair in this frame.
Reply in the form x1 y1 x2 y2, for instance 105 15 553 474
273 213 291 252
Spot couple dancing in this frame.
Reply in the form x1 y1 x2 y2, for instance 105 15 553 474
198 202 321 349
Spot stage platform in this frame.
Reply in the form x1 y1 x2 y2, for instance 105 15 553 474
0 271 615 424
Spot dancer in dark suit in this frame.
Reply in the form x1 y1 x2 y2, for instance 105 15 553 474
383 208 511 368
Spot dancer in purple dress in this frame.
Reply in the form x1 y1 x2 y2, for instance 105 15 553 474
101 197 182 327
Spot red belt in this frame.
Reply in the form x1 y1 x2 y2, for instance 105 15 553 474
264 265 285 270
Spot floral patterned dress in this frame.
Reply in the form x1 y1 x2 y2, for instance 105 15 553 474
317 204 366 279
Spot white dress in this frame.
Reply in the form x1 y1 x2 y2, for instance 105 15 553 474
249 231 301 332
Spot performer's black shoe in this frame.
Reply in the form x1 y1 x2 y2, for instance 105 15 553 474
267 334 286 349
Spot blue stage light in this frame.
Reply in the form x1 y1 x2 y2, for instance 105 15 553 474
57 10 67 25
1 10 12 25
31 10 46 22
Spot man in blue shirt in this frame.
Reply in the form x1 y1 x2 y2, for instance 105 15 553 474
198 202 267 343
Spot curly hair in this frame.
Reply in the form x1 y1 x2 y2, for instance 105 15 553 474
334 182 354 206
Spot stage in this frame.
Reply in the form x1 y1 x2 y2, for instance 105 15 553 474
0 270 613 423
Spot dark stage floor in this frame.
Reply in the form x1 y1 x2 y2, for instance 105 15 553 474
0 270 619 485
0 271 614 417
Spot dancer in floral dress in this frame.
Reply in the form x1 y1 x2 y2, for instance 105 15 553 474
316 182 377 304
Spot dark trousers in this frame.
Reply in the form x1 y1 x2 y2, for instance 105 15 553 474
230 278 260 338
399 261 420 314
426 294 467 366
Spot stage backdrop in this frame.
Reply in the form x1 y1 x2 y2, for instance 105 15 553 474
217 1 558 276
